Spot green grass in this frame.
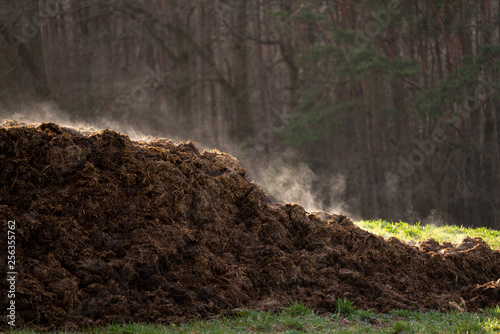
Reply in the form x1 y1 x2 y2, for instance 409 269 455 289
9 304 500 333
355 219 500 250
8 220 500 333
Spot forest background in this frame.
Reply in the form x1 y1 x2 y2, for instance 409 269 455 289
1 0 499 228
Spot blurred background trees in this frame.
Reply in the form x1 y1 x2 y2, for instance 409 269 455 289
1 0 499 228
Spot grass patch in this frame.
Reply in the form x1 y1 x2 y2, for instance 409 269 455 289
355 219 500 250
334 298 356 316
8 304 500 333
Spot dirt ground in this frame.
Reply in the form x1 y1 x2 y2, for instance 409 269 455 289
1 120 499 331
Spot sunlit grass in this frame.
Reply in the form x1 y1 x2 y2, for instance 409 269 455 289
355 219 500 250
9 304 500 333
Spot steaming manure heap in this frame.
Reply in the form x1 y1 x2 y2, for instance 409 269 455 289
1 120 499 331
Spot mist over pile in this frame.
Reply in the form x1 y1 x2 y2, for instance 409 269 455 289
2 104 351 218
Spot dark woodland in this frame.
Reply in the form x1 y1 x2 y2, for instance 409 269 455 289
1 0 499 228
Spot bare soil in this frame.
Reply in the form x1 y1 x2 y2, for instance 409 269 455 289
1 120 499 331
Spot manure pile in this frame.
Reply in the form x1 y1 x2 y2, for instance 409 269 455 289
1 120 499 331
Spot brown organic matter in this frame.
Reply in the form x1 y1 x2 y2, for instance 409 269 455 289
0 120 499 331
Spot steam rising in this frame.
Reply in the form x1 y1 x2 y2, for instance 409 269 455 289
246 152 351 216
3 102 154 142
2 103 351 217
